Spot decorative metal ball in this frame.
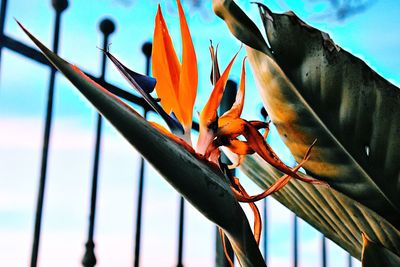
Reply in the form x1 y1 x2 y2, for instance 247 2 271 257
142 42 152 58
52 0 69 12
99 18 116 36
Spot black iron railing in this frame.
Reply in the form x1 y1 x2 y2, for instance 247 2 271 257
0 0 356 267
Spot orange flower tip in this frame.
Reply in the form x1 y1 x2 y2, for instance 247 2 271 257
361 232 371 246
155 5 162 21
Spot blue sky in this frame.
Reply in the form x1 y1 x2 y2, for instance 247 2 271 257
0 0 399 266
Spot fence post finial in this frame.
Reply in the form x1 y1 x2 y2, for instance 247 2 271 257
51 0 68 13
142 42 152 58
99 18 116 37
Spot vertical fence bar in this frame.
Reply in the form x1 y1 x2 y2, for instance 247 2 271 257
82 114 102 267
263 198 268 263
260 107 268 264
82 18 115 267
322 235 327 267
133 41 152 267
215 80 236 267
177 197 185 267
30 1 68 267
0 0 7 38
133 110 147 267
348 253 353 267
0 0 8 78
293 215 298 267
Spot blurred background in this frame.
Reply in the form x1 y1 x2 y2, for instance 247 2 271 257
0 0 399 266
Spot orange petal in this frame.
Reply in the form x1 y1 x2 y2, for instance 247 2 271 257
241 121 306 180
231 177 262 245
196 125 216 156
197 50 240 154
218 118 306 180
207 137 253 156
226 139 254 155
232 140 325 203
231 174 290 202
247 120 270 140
152 5 183 120
217 117 247 139
249 120 270 134
199 49 240 129
218 119 268 138
232 165 298 203
218 228 235 267
249 201 261 245
177 0 198 130
204 139 219 159
204 138 252 164
220 57 246 120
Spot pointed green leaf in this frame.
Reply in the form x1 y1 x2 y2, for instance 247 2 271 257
214 0 400 228
17 22 266 267
213 0 400 260
245 46 400 227
255 3 400 222
212 0 270 55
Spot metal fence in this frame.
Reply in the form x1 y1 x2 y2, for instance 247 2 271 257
0 0 355 266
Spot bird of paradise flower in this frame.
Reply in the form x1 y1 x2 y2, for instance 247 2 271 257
17 0 323 265
102 0 322 263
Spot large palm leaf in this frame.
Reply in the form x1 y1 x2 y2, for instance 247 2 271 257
213 0 400 262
